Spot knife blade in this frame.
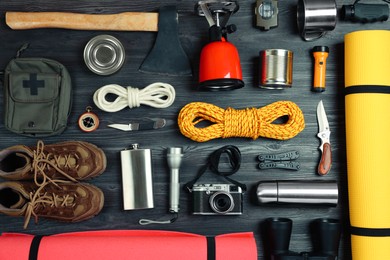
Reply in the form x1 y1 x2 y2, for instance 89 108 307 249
316 100 332 175
108 118 166 131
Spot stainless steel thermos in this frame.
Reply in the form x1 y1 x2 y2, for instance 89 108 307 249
256 180 338 205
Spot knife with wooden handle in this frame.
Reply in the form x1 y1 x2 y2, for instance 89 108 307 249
5 11 159 31
318 142 332 175
317 100 332 176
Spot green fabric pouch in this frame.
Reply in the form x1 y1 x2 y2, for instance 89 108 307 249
3 58 72 137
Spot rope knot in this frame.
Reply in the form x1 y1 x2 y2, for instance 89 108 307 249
223 107 260 139
127 87 140 109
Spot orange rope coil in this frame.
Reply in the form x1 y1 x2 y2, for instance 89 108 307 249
177 101 305 142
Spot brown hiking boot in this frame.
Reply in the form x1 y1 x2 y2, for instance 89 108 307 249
0 180 104 229
0 140 106 182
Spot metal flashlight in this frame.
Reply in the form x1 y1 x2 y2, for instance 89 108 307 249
312 46 329 92
167 147 183 213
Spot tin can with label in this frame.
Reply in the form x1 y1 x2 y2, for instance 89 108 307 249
84 34 125 76
259 49 293 89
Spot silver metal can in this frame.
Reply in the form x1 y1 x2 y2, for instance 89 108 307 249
120 144 154 210
84 34 125 76
259 49 293 89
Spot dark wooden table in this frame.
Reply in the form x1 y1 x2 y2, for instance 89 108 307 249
0 0 388 259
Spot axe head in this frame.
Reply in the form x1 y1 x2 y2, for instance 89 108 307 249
139 6 192 76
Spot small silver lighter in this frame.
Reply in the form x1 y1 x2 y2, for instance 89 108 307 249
120 144 154 210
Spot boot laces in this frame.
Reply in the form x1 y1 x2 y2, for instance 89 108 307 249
24 179 77 229
32 140 78 186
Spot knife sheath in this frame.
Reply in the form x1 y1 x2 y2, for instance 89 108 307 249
6 11 158 31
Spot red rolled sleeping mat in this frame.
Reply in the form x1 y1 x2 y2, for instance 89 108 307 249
0 230 257 260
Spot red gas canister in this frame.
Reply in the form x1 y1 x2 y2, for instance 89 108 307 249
199 37 243 91
195 1 244 91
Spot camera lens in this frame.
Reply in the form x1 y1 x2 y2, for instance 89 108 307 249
209 192 235 214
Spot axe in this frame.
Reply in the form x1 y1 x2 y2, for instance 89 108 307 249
5 6 192 76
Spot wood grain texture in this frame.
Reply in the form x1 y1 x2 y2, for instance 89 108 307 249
6 12 159 31
0 0 388 259
318 143 332 176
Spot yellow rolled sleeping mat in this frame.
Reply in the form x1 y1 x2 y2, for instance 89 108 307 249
345 30 390 260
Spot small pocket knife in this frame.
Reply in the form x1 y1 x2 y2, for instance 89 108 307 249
108 118 166 131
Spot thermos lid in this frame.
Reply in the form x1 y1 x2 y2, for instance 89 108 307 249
84 35 125 76
256 182 278 203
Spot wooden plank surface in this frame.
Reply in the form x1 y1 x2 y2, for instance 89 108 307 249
0 0 388 259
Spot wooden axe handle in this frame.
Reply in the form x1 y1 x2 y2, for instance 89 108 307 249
6 11 159 31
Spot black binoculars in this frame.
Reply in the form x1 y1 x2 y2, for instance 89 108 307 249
262 218 341 260
341 3 389 23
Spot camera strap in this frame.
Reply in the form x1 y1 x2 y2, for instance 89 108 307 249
184 145 247 192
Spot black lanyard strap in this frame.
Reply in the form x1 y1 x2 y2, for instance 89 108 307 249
184 145 246 192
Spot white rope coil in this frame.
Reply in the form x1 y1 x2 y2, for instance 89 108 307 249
93 82 176 112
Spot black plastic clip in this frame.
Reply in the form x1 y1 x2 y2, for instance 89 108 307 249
257 150 300 171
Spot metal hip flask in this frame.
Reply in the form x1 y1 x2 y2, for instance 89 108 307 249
120 144 154 210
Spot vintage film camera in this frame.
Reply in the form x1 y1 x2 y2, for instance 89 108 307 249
192 184 243 215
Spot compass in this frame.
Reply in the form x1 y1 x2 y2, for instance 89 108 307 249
78 106 100 132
